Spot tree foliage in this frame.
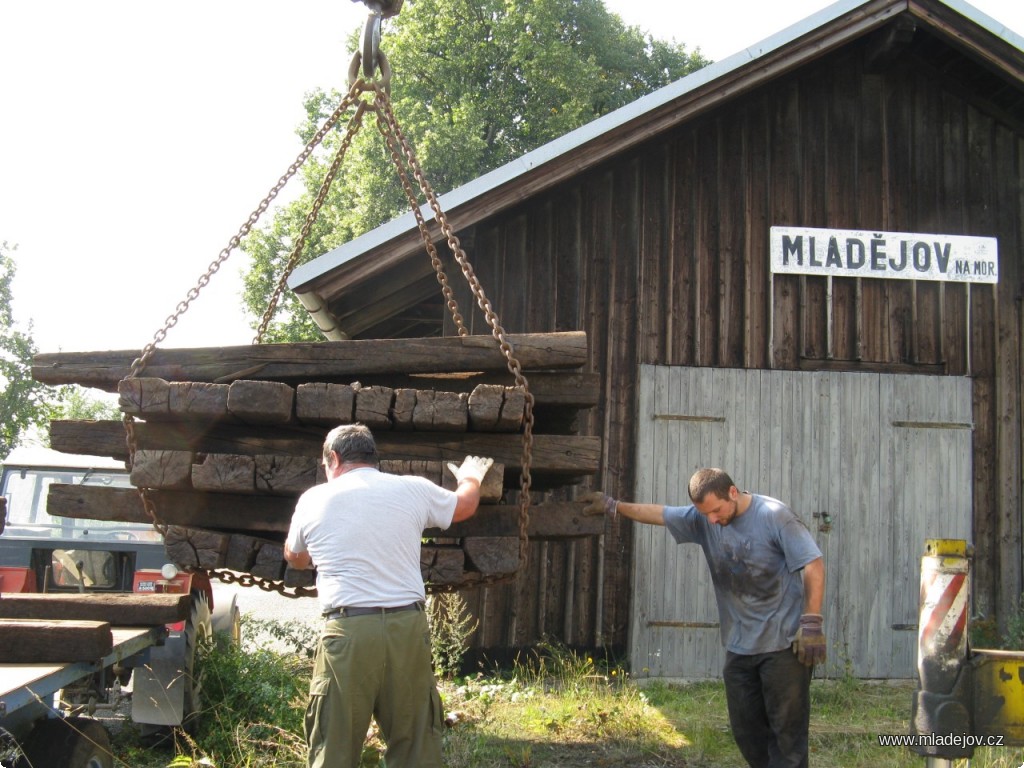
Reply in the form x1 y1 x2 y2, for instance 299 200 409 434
52 386 121 422
242 0 710 341
0 244 56 458
0 245 119 458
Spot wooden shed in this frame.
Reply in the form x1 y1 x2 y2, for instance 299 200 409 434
287 0 1024 678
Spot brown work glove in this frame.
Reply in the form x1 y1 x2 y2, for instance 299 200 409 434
792 613 827 666
580 491 618 518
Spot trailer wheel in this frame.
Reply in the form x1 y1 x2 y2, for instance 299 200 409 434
181 590 213 734
211 593 242 648
16 717 112 768
221 603 242 647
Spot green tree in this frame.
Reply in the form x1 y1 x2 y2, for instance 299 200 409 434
51 386 120 422
242 0 710 341
0 245 116 457
0 243 57 458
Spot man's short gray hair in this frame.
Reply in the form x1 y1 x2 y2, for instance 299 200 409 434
323 423 379 466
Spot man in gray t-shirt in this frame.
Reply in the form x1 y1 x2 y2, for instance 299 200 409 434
585 468 825 768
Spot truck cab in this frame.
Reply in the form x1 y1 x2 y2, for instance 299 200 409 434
0 446 240 761
0 446 165 594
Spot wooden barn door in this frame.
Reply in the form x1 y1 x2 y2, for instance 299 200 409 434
630 365 972 679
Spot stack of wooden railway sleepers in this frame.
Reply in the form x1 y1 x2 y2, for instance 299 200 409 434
0 594 189 662
32 332 602 591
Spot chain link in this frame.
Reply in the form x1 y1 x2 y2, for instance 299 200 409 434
254 97 370 343
205 567 318 598
371 105 468 335
122 44 534 597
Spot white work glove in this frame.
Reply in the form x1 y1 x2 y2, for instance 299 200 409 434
447 455 494 485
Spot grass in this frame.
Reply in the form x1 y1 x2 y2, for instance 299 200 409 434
643 677 914 768
439 650 688 767
104 617 1024 768
641 675 1024 768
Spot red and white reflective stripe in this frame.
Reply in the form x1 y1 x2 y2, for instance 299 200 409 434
919 561 969 655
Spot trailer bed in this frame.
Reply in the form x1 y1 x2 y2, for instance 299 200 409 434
0 625 166 731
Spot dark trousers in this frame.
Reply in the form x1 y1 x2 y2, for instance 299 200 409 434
722 648 812 768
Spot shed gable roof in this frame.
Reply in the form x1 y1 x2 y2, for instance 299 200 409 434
287 0 1024 340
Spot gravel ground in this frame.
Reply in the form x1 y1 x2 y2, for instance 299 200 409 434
216 582 322 626
214 581 324 653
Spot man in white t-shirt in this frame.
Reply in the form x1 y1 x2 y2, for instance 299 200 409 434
285 423 493 768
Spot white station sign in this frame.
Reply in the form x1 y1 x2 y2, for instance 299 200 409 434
770 227 998 284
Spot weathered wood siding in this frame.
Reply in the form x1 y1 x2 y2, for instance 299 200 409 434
632 365 972 679
447 31 1022 657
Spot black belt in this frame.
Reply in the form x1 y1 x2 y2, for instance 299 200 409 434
324 601 423 620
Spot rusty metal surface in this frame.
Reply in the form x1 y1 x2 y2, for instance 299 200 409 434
971 649 1024 743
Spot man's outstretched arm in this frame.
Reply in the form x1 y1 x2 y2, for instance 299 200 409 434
581 492 667 526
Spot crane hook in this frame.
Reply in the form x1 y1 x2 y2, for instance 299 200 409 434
352 0 403 79
362 9 381 78
350 0 403 17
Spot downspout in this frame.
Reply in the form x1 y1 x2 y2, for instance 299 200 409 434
295 290 349 341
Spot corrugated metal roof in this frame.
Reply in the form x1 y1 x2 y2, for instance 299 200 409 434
945 0 1024 43
2 446 126 471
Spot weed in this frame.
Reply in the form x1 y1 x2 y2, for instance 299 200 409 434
427 592 479 679
971 615 1004 648
195 638 310 760
503 743 533 767
970 593 1024 650
123 617 314 767
509 639 628 696
1004 593 1024 649
439 642 687 767
244 614 321 658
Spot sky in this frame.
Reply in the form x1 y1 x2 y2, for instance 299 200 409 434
2 0 1023 356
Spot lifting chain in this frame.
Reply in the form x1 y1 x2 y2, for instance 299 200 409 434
368 82 535 591
123 72 372 597
253 98 370 345
123 14 533 598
